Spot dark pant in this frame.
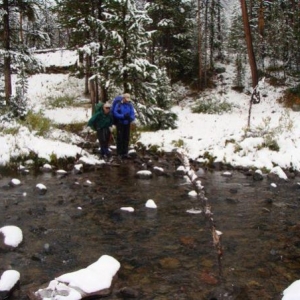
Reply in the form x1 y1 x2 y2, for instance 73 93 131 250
116 123 130 156
96 127 111 156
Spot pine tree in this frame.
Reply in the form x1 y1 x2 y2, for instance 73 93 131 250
55 0 176 129
0 0 44 115
145 0 195 82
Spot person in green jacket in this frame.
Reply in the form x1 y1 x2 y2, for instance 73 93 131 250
88 102 113 159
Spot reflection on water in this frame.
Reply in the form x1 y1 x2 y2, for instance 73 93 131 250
0 164 299 299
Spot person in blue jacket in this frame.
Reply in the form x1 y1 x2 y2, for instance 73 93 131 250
112 93 135 158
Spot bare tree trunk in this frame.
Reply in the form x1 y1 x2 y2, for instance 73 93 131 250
3 0 12 105
197 0 203 91
122 0 129 92
217 0 223 60
204 0 208 87
258 0 264 36
97 0 108 102
90 78 96 115
210 0 215 69
240 0 258 88
84 55 91 95
20 12 24 43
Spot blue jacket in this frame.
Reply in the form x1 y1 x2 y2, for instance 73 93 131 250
112 96 135 125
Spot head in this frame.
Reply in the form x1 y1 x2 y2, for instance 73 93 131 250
103 102 111 114
122 93 131 103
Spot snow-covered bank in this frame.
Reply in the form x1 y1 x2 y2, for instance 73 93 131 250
2 49 300 174
139 86 300 172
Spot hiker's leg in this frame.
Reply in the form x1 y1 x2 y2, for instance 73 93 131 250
116 123 123 156
102 128 111 157
122 124 130 155
97 128 107 156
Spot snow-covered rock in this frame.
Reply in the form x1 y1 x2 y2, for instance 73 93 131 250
282 279 300 300
153 166 165 176
0 270 20 299
188 190 198 197
36 183 47 195
32 255 120 300
136 170 152 179
0 226 23 247
9 178 21 187
145 199 157 209
56 169 68 176
175 165 186 176
41 163 52 172
121 207 135 212
269 166 288 180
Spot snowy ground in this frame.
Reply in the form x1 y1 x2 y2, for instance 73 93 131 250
1 49 300 175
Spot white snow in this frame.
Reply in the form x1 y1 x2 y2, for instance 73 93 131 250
282 280 300 300
121 207 135 212
55 255 120 293
36 183 47 190
145 199 157 208
0 270 20 291
188 190 197 197
0 226 23 247
10 178 21 186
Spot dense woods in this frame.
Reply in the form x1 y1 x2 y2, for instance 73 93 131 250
1 0 300 126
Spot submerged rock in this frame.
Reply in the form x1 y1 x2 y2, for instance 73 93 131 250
116 287 139 298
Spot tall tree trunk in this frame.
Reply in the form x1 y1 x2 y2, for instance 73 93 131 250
20 12 24 43
240 0 258 88
204 0 208 87
122 0 129 92
217 0 222 60
97 0 108 102
197 0 203 91
3 0 12 105
258 0 265 69
209 0 215 69
84 55 92 95
258 0 264 36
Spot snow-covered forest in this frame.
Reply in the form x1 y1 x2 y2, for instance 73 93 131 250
1 0 300 116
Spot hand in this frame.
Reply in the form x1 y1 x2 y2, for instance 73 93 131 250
124 113 130 120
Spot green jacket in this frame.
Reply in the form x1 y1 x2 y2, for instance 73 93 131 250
87 103 113 131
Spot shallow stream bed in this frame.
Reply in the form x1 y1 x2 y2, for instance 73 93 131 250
0 161 300 299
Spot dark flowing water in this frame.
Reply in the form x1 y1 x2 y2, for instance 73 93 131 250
0 161 300 300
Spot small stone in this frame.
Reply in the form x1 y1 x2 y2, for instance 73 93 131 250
136 170 152 179
117 287 139 298
36 183 47 195
159 257 181 269
9 179 21 187
152 166 165 176
253 171 263 181
222 171 232 177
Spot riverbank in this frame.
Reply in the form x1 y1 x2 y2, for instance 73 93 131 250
1 49 300 176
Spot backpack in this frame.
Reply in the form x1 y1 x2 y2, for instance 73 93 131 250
111 96 122 125
95 102 103 112
87 102 104 130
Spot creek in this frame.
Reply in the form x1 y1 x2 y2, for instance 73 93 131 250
0 158 300 300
